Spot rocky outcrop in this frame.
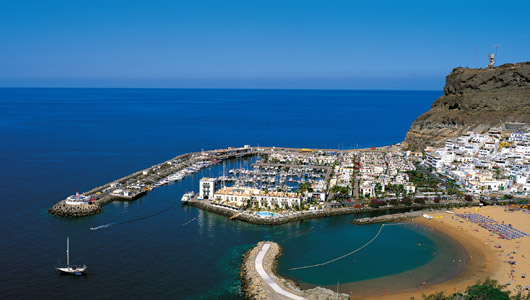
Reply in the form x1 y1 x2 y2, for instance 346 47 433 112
351 211 423 225
48 200 103 217
404 62 530 151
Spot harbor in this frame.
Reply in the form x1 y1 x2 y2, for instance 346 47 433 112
5 87 529 300
48 146 258 217
49 144 483 222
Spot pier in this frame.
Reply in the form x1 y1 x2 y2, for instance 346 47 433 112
240 241 349 300
49 146 259 217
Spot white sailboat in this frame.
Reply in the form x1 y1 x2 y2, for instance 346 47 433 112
55 237 87 275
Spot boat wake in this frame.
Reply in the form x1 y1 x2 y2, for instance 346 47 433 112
89 204 176 231
90 223 115 231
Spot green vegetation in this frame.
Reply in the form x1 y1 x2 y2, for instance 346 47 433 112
406 167 442 192
386 183 405 197
413 198 425 204
330 185 350 200
419 278 529 300
494 167 506 180
297 182 313 193
374 182 383 197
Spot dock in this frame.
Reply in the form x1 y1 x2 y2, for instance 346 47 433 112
49 146 259 217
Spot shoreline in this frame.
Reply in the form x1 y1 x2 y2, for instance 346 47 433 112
189 199 477 226
354 205 530 299
354 214 498 299
258 207 524 299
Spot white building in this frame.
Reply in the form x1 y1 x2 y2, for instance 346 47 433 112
199 178 217 200
509 131 526 142
213 186 302 209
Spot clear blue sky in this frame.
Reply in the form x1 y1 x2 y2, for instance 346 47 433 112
1 0 528 89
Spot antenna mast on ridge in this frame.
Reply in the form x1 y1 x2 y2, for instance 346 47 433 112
474 46 478 68
494 44 500 62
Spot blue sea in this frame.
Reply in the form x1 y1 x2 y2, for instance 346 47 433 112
0 88 468 299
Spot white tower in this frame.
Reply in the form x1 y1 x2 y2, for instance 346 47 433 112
199 178 217 200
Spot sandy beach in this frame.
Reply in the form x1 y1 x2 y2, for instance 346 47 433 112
357 205 530 299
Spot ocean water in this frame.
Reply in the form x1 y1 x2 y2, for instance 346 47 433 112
0 88 457 299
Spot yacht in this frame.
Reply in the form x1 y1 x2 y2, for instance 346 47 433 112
55 237 86 275
181 191 195 203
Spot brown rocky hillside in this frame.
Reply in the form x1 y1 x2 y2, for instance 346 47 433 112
404 62 530 151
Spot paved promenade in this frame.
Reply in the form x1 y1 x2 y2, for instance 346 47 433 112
254 243 305 300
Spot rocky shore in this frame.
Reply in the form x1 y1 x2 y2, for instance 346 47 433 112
48 200 103 217
240 241 349 300
351 211 423 225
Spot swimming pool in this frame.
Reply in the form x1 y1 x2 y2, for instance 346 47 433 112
256 211 278 217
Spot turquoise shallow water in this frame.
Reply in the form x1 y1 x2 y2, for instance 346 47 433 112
0 88 469 299
277 221 468 296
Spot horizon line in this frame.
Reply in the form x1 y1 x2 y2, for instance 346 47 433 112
0 86 442 92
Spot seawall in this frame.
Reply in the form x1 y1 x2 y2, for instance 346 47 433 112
351 211 424 225
189 200 478 226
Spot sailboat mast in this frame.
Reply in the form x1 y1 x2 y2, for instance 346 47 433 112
67 237 70 266
336 279 339 299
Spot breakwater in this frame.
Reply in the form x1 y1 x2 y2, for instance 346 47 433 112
351 211 423 225
48 201 103 217
240 241 349 300
48 146 258 217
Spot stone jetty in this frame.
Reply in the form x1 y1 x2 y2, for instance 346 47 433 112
351 211 423 225
240 241 349 300
48 200 103 217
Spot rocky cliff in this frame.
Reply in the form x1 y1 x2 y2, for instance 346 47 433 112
404 62 530 151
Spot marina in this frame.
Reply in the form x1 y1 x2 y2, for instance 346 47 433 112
49 143 483 223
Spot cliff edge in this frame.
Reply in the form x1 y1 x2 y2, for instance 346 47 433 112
404 62 530 151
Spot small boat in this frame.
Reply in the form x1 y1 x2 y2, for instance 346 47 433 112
55 237 87 275
181 191 195 203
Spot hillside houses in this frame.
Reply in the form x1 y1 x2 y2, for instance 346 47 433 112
423 128 530 196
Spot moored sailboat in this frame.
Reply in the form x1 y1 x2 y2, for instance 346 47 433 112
55 237 87 275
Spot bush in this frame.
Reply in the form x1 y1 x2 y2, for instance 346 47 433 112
414 198 425 204
369 199 379 208
465 284 510 300
433 197 440 203
464 194 473 202
400 198 412 206
420 277 519 300
389 199 399 206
